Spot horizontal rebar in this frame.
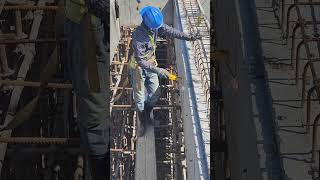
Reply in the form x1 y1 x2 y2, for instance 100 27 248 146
0 79 72 88
6 147 86 154
0 137 80 144
111 104 179 110
0 38 66 44
0 33 16 40
3 5 59 11
110 148 135 154
111 85 175 90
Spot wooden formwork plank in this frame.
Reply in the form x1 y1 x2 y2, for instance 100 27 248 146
135 125 157 180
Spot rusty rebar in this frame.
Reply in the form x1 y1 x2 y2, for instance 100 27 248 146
306 85 318 132
288 21 320 64
111 104 179 110
0 79 73 88
295 38 320 84
281 0 285 35
311 113 320 162
285 2 320 39
3 5 58 11
285 4 297 40
290 23 300 64
0 38 66 44
181 0 210 106
0 33 16 40
0 137 80 144
301 61 320 107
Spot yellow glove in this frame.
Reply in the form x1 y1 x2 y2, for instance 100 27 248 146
169 74 177 81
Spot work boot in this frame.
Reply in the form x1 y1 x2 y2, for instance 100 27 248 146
145 105 160 126
91 154 108 180
137 111 146 137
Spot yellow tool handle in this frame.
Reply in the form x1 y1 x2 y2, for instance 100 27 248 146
169 74 177 81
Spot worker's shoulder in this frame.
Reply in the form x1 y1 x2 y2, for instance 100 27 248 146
132 26 149 42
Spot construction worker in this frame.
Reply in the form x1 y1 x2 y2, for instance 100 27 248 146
130 6 201 137
64 0 108 179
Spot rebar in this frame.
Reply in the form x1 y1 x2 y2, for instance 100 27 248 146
0 38 66 44
0 137 80 144
0 79 73 88
2 5 58 11
311 113 320 162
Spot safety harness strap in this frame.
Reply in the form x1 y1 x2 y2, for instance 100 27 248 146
129 26 158 69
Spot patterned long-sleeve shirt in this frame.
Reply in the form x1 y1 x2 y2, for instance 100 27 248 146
132 23 191 72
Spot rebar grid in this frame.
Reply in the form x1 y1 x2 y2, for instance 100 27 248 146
180 0 210 107
273 0 320 175
110 27 135 180
110 26 185 180
0 1 86 179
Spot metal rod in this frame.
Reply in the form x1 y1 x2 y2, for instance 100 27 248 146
294 38 320 85
285 1 320 39
0 33 16 40
0 38 66 44
110 148 135 153
0 137 80 144
111 85 176 90
311 112 320 162
0 79 73 88
5 147 86 154
290 23 300 65
301 61 320 107
111 105 179 110
3 5 58 11
306 85 317 132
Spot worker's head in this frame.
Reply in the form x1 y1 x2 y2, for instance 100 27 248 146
140 6 163 30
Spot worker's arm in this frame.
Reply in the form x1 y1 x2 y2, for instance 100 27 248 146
158 24 195 40
132 32 171 78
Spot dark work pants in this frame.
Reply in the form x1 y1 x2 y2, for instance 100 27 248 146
64 17 109 159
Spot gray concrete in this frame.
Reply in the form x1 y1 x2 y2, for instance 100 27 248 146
174 6 200 179
213 0 276 179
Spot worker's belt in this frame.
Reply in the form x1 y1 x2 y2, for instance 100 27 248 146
129 55 158 69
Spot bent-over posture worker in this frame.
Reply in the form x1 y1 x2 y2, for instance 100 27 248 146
130 6 201 137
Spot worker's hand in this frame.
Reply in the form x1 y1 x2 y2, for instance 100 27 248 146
156 68 171 79
189 33 202 41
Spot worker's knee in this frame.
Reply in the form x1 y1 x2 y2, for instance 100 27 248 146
78 119 109 156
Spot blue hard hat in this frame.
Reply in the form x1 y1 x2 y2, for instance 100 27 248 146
140 6 163 29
